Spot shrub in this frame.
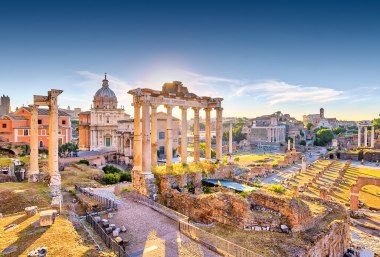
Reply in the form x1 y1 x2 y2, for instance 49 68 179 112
77 159 89 165
119 171 132 182
203 186 211 194
122 186 132 193
233 156 240 162
300 140 306 146
269 184 286 194
102 165 122 174
102 173 120 184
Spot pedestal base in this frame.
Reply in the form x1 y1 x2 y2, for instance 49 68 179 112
28 173 40 182
132 170 158 199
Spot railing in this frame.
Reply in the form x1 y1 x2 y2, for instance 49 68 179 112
179 220 263 257
86 214 129 257
75 185 119 211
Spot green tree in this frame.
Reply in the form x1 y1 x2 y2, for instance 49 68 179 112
373 118 380 130
200 142 216 158
300 140 306 146
333 126 346 135
306 122 313 130
315 129 334 146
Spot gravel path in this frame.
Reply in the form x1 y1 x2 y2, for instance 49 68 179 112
92 187 220 257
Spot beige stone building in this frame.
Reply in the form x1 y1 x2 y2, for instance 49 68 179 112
78 75 130 151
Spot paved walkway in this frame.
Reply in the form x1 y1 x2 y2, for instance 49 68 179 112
92 187 220 257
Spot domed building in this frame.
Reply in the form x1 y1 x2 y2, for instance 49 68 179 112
78 74 130 151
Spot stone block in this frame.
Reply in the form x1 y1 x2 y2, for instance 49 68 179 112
120 226 127 232
108 213 113 219
25 206 38 217
27 247 48 257
115 236 123 244
112 230 119 237
94 216 101 223
39 210 57 227
0 213 3 219
109 224 116 230
105 227 113 234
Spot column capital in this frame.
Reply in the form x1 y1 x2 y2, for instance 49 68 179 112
132 102 141 107
179 106 189 110
150 103 159 109
204 107 212 112
192 106 200 112
164 104 174 110
214 107 224 111
28 104 39 111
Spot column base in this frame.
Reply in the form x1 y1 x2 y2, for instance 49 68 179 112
28 172 40 182
132 170 158 199
227 155 234 165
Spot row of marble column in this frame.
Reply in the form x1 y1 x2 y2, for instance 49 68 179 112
267 127 285 143
133 103 223 174
358 126 375 148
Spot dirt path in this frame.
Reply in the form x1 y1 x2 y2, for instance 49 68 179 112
92 187 220 257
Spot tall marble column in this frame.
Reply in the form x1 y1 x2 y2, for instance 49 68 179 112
141 102 151 174
358 126 361 147
288 139 291 151
28 104 39 182
205 108 212 161
364 127 368 147
371 126 375 148
47 90 63 203
150 104 158 167
193 107 200 162
165 105 173 165
133 103 142 171
215 107 223 161
180 107 188 163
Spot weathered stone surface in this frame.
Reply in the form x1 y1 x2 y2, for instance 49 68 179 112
25 206 38 216
27 247 48 257
2 245 17 255
120 225 127 232
39 210 57 227
0 213 3 219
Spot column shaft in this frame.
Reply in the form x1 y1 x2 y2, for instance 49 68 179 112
205 108 212 160
358 127 361 147
371 126 375 148
229 123 233 154
193 107 200 162
141 103 151 173
28 105 39 181
181 107 188 163
48 104 59 177
133 104 142 170
166 105 173 165
215 108 223 161
364 127 368 146
151 105 158 167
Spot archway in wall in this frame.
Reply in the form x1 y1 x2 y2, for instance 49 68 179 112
350 176 380 210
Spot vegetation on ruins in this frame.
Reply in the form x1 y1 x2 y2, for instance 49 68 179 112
373 118 380 130
0 157 12 167
200 142 216 158
77 159 90 165
300 139 306 146
268 184 286 194
152 161 220 176
222 124 246 143
314 128 334 146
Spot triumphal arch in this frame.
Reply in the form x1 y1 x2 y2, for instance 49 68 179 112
128 81 223 197
28 89 63 207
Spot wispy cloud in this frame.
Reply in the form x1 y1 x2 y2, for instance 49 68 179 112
233 80 347 105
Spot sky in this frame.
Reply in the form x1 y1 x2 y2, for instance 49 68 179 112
0 0 379 121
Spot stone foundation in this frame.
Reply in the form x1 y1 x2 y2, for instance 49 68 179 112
132 170 158 199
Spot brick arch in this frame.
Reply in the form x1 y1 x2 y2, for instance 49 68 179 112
350 176 380 210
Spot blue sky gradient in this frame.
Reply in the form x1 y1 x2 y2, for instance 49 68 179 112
0 0 379 120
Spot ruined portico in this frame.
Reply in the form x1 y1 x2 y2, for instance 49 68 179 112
357 120 375 148
28 90 63 207
128 81 223 197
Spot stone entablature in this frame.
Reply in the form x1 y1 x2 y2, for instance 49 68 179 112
357 120 375 148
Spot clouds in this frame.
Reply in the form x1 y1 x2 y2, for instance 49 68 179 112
233 80 347 105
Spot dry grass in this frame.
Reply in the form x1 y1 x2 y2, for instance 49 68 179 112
0 213 94 257
235 153 286 167
0 182 50 215
61 165 103 191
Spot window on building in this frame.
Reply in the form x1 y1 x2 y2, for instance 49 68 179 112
39 141 44 148
24 129 29 136
105 137 111 147
2 124 6 128
159 146 165 155
62 120 66 125
38 119 42 125
106 117 110 124
159 132 165 139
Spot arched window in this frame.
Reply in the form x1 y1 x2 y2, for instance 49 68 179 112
39 141 44 148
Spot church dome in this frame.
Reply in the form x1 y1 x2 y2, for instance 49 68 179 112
93 74 118 109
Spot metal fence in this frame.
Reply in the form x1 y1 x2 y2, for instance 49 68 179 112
86 214 129 257
179 220 263 257
75 185 119 211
